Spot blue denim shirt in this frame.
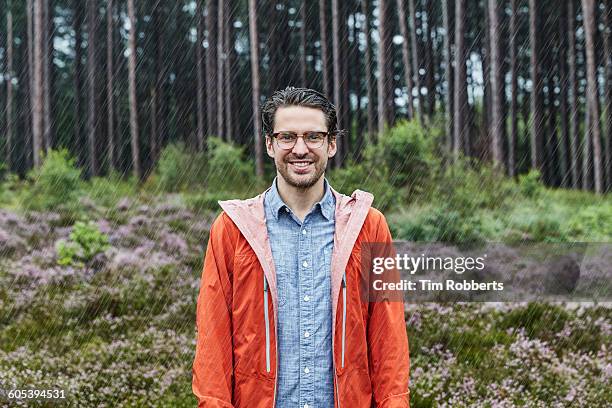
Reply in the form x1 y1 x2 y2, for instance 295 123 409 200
264 177 336 408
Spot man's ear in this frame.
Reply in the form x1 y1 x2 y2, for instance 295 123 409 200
265 135 275 158
327 136 338 158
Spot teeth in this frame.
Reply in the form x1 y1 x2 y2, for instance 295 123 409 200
291 162 311 168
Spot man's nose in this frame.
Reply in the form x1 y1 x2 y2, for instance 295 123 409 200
291 136 309 155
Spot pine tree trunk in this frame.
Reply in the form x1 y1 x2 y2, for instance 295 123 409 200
424 1 435 115
27 0 35 169
41 0 48 151
453 0 468 159
408 0 424 123
487 0 504 168
319 0 330 96
6 4 14 170
332 0 344 162
602 0 612 191
32 0 43 168
442 0 453 153
361 0 376 143
127 0 141 180
581 0 603 193
106 0 115 170
42 0 51 152
196 0 205 150
86 0 98 176
73 0 83 169
567 0 580 188
509 0 518 177
558 0 570 187
529 0 544 173
205 0 217 137
217 0 224 139
224 0 233 142
376 0 393 134
248 0 263 177
300 1 307 87
396 0 414 119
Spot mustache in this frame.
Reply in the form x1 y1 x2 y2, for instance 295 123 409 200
284 155 316 161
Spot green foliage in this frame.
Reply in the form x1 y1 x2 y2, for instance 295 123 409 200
151 143 207 193
185 191 243 214
20 149 83 212
432 157 517 215
367 119 438 195
518 169 543 198
84 171 138 207
150 138 259 195
390 205 485 245
205 137 258 194
329 162 398 211
56 221 110 267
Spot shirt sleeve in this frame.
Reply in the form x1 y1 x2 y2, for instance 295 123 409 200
192 213 236 407
367 211 411 407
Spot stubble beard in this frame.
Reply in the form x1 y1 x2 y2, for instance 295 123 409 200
277 156 327 190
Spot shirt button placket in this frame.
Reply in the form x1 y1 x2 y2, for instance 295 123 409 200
300 222 314 406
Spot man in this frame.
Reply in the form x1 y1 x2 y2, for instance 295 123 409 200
192 87 409 407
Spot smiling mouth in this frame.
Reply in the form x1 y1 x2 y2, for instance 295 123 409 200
288 161 313 168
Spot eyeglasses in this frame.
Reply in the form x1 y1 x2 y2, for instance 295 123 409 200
271 131 330 150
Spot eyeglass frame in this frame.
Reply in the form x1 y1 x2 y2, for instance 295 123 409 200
269 130 336 150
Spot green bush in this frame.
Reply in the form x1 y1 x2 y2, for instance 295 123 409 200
205 137 258 194
20 149 83 212
518 169 543 198
432 158 517 215
390 204 485 245
151 138 258 195
329 162 398 211
503 203 569 243
366 119 438 196
152 143 207 193
84 171 138 208
56 221 110 267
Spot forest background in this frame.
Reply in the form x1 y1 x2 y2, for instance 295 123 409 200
0 0 610 406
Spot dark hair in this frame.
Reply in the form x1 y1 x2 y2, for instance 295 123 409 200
261 87 342 139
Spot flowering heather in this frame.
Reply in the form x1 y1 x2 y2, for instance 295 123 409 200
0 198 610 407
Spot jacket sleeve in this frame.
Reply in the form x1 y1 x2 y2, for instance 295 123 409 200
192 214 235 407
367 211 410 408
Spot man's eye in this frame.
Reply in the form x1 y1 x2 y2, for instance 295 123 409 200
305 132 325 141
278 133 296 141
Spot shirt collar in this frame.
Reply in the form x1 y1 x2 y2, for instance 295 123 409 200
266 177 335 221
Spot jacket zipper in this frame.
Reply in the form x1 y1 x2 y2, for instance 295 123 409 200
335 271 348 408
263 274 271 373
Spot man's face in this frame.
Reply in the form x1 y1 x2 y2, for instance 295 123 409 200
266 106 337 189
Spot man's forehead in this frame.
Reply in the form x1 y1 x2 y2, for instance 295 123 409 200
273 106 327 131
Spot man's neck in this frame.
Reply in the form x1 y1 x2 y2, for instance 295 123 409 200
276 175 326 221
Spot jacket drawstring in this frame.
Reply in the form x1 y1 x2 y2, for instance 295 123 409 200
263 273 271 373
341 271 347 368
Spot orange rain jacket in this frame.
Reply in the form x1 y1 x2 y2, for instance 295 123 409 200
192 187 410 407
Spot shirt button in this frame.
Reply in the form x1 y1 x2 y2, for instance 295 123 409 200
302 261 308 268
303 295 310 302
304 367 310 373
285 208 290 213
304 331 310 338
302 229 307 235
